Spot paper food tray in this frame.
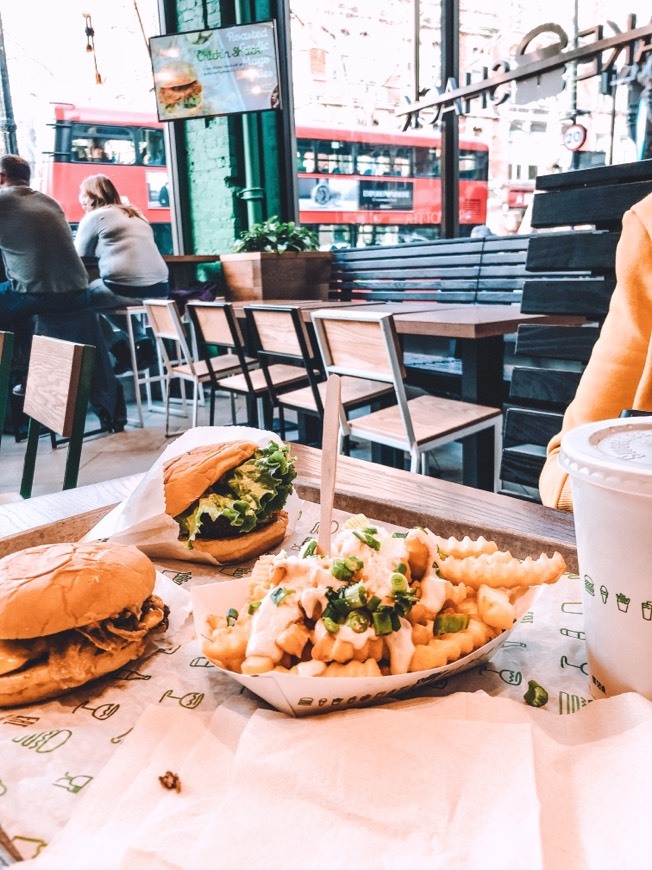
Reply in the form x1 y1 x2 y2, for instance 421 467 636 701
191 579 539 717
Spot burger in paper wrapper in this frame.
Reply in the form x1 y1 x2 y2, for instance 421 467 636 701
163 439 296 564
0 542 169 707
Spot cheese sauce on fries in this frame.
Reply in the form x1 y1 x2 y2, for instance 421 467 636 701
202 521 566 678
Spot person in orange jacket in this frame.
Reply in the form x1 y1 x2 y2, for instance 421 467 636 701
539 191 652 510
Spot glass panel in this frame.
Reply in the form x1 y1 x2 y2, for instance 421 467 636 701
297 138 316 173
413 146 441 178
315 139 353 174
355 143 391 176
140 128 166 166
71 125 137 165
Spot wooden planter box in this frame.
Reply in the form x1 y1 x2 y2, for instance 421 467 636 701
219 251 332 302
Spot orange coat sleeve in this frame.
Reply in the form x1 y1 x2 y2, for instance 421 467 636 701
539 194 652 510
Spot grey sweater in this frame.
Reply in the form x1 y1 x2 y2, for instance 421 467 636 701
0 185 89 295
75 205 168 287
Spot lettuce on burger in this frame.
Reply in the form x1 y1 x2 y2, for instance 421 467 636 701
0 542 169 708
163 440 296 563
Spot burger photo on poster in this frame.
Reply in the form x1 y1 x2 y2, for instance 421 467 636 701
163 439 296 563
0 542 169 707
155 60 204 117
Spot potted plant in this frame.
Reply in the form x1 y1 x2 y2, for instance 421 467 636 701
219 217 332 301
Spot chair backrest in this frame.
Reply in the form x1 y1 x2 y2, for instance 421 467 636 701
21 335 95 497
187 300 260 394
144 299 196 375
0 331 14 445
311 308 414 442
245 305 324 412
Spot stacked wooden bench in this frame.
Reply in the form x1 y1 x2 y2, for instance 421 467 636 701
329 231 588 399
329 234 531 305
500 159 652 502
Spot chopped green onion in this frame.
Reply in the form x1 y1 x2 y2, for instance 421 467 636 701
323 616 340 634
367 595 381 612
391 531 408 538
323 598 349 623
269 587 295 606
433 613 470 635
330 556 364 582
301 539 318 558
373 610 393 636
390 611 401 632
523 680 549 708
248 601 262 615
353 530 381 551
344 582 367 609
395 562 407 575
346 611 370 633
226 608 238 626
390 573 408 594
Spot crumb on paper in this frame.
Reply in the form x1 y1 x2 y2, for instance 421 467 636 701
159 771 181 792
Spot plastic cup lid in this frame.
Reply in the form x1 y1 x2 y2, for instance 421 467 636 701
559 417 652 495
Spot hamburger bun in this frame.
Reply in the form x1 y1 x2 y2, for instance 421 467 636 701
0 541 156 639
181 510 289 563
163 440 258 519
163 440 293 564
0 542 168 707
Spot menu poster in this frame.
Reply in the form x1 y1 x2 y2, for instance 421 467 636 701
149 21 281 122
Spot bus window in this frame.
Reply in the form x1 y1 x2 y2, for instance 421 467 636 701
355 143 391 176
315 139 353 174
393 147 412 177
140 128 165 165
459 148 489 181
413 146 441 178
297 139 316 173
70 124 137 165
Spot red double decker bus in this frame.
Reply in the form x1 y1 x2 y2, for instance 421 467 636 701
296 125 489 248
39 103 172 253
40 107 489 251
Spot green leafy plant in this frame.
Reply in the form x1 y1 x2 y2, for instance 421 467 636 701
232 216 319 254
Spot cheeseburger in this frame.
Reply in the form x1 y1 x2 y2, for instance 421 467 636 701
163 440 296 563
0 542 168 707
156 60 203 116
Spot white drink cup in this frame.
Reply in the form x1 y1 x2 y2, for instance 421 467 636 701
560 417 652 699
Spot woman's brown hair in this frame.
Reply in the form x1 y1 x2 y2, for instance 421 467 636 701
79 174 144 219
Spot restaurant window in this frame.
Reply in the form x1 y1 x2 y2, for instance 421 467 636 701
315 139 354 174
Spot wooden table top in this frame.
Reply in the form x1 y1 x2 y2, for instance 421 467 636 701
0 445 577 570
391 304 587 339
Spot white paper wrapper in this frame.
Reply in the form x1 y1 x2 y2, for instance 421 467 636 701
191 579 539 716
82 425 302 565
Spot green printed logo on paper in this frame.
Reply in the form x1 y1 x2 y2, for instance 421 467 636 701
642 601 652 621
599 585 609 604
479 664 522 686
584 575 595 596
12 729 72 753
53 773 93 794
616 593 631 613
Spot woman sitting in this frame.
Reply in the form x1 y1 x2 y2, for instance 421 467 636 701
75 174 169 371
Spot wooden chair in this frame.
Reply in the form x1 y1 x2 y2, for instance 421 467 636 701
0 331 14 447
245 304 394 445
186 300 260 426
311 308 502 486
19 335 95 498
143 299 242 435
186 302 310 430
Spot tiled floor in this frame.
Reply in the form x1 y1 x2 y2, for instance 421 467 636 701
0 388 463 499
